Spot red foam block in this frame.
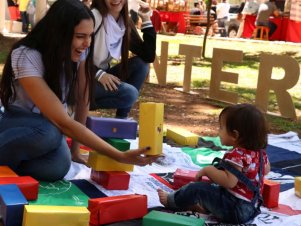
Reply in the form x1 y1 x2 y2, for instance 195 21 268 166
0 176 39 200
88 194 147 225
263 179 280 208
90 170 130 190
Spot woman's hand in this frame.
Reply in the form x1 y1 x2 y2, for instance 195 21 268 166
119 147 159 166
138 2 152 22
99 73 121 91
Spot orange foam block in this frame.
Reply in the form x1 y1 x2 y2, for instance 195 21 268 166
0 176 39 200
88 194 147 225
263 179 280 208
90 170 130 190
0 166 18 177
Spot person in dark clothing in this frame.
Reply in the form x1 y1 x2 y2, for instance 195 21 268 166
255 0 280 37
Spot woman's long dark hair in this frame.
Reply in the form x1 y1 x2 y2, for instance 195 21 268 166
0 0 95 110
91 0 130 81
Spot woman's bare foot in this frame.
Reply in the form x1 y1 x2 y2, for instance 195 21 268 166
157 189 168 207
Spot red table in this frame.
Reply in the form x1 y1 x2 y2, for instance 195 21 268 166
158 11 188 33
241 15 301 43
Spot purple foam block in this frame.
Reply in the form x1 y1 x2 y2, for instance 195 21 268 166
86 116 138 139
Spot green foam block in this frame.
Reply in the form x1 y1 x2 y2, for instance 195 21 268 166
142 210 205 226
105 138 130 151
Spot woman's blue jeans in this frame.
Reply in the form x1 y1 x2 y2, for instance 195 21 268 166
0 106 71 181
92 56 149 118
167 182 259 224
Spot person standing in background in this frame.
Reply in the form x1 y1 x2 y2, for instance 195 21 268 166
190 2 201 15
18 0 30 33
216 0 230 37
6 0 20 33
27 0 36 29
236 0 259 38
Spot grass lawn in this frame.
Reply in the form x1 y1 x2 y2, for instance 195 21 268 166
0 33 300 133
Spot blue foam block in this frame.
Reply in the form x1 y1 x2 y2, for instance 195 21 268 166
0 184 28 226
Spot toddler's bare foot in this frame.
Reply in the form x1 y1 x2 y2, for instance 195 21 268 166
190 204 209 214
157 189 168 207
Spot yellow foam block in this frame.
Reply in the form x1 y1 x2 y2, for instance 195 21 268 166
139 102 164 155
88 151 134 171
22 205 90 226
295 177 301 198
166 128 199 146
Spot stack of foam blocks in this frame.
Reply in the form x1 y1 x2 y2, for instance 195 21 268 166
86 102 164 225
86 116 138 191
0 166 90 226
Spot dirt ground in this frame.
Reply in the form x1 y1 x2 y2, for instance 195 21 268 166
132 83 220 136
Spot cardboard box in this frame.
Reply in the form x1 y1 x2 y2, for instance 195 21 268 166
88 194 147 225
86 116 138 139
142 210 205 226
139 102 164 155
263 179 280 208
22 205 90 226
91 170 130 190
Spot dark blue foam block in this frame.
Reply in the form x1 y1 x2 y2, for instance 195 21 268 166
266 145 301 164
269 167 296 192
70 179 107 199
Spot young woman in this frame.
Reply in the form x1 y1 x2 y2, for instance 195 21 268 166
158 104 270 224
90 0 156 119
0 0 156 182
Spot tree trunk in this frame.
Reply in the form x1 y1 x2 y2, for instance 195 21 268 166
202 0 212 59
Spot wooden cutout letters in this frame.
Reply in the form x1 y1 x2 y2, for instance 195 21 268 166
152 42 299 119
